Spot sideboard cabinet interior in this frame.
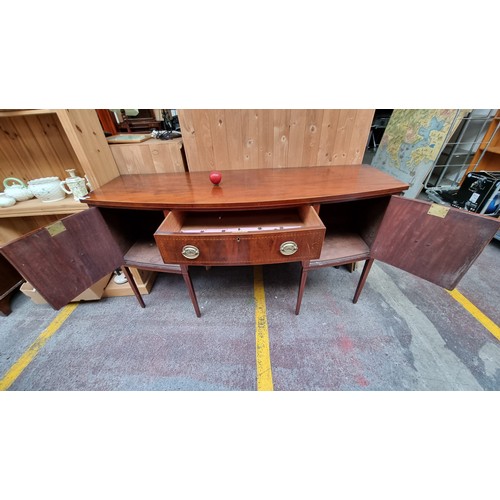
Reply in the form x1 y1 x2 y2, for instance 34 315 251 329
295 196 499 313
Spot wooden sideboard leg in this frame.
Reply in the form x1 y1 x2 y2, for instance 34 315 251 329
353 259 374 304
295 262 310 315
181 265 201 318
0 295 13 316
121 266 146 308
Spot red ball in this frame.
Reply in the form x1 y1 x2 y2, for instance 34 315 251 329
209 171 222 185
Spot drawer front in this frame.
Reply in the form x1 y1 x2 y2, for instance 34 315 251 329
154 206 326 266
155 229 325 265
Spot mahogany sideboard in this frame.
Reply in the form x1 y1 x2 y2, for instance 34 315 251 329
1 165 498 315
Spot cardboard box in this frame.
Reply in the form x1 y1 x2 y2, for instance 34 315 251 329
102 269 157 297
20 274 112 305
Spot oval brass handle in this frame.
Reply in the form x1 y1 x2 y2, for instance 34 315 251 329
181 245 200 259
280 241 298 256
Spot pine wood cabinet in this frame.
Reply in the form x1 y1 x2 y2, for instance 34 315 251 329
0 109 120 245
109 138 186 174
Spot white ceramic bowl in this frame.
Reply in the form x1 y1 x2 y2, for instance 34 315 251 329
28 177 66 203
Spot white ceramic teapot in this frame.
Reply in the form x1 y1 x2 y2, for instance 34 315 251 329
60 169 89 201
3 177 34 201
0 193 17 208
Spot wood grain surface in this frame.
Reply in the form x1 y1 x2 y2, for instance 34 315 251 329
371 196 500 289
0 208 124 309
178 110 374 171
85 165 408 211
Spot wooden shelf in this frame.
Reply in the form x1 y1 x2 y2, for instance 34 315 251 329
0 196 87 218
0 109 55 118
309 231 370 267
462 110 500 178
478 145 500 154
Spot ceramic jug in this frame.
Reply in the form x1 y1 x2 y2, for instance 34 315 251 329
3 177 34 201
60 169 89 201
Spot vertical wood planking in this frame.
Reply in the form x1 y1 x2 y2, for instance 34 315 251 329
177 110 201 170
243 110 260 169
318 110 341 165
194 110 216 171
331 109 353 165
177 109 374 171
0 114 80 182
56 110 120 188
302 109 324 166
225 110 244 170
109 140 186 174
287 110 307 167
110 145 156 174
273 109 291 168
347 109 375 164
0 118 31 178
149 142 186 173
208 110 230 170
258 110 274 169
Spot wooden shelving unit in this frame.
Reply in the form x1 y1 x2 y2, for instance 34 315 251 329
0 109 120 244
0 197 87 218
0 109 161 300
463 112 500 178
0 109 55 117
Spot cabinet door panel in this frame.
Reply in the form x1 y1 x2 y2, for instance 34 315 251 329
0 208 123 309
371 196 500 290
0 254 23 295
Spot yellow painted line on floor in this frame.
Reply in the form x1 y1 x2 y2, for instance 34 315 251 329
447 289 500 341
0 303 78 391
254 266 273 391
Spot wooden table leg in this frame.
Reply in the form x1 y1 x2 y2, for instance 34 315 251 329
181 265 201 317
295 261 310 315
121 266 145 308
0 295 13 315
353 259 374 304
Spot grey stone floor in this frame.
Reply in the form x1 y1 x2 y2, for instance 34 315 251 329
1 239 499 391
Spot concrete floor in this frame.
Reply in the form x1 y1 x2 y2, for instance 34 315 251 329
1 237 499 391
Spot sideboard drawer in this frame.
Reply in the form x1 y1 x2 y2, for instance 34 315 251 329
154 206 325 266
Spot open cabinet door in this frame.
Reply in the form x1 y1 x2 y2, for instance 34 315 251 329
0 208 124 309
371 196 500 290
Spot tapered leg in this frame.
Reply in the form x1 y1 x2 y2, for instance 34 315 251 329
295 262 310 315
121 266 145 308
353 259 374 304
181 265 201 317
0 296 13 316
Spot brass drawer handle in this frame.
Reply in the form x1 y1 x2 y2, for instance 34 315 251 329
280 241 298 256
182 245 200 259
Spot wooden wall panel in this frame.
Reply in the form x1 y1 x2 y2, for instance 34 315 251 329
109 138 186 174
56 109 120 189
0 113 80 183
0 110 120 189
0 215 61 245
178 109 374 171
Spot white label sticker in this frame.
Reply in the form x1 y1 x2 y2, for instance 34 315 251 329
469 193 480 202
